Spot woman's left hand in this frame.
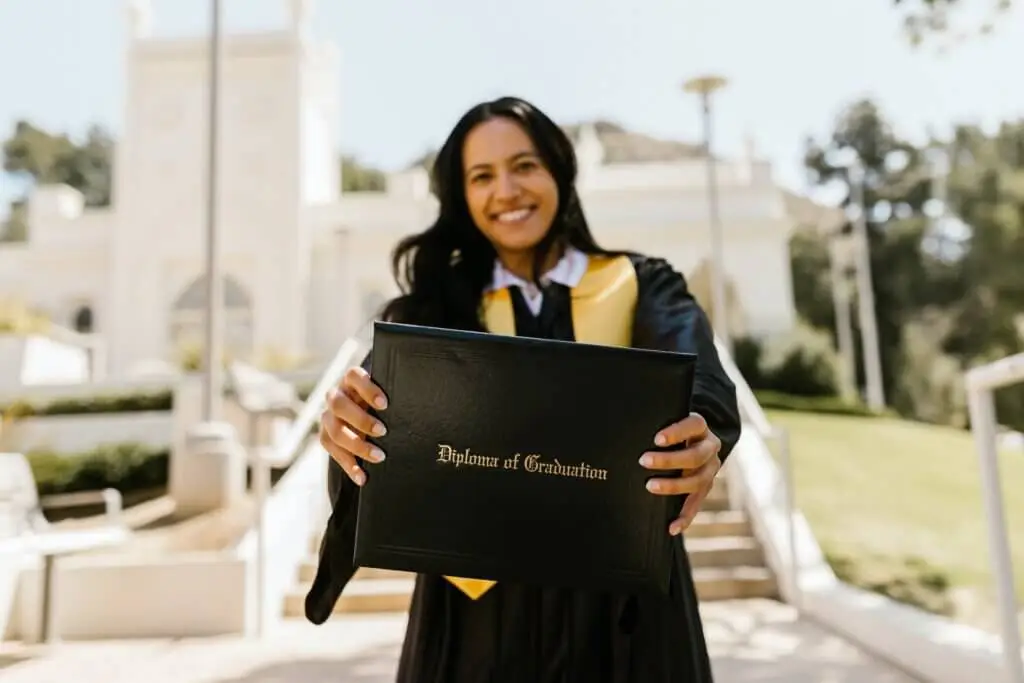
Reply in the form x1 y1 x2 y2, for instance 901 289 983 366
639 413 723 536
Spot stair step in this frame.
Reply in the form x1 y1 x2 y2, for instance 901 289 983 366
685 510 751 538
684 535 763 568
284 577 415 617
283 565 776 618
298 562 410 583
698 493 731 512
693 566 777 600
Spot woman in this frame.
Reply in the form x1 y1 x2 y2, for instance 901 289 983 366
307 96 742 683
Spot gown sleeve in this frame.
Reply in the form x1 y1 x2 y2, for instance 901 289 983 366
304 350 373 625
630 255 743 463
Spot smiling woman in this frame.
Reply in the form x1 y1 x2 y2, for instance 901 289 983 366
306 95 742 683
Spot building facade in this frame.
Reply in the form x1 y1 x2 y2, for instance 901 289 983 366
0 1 813 380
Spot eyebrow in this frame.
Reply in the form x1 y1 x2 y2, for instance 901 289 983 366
466 151 539 176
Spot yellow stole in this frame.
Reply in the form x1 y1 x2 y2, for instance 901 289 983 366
443 253 640 600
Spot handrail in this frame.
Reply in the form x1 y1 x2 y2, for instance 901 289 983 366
714 336 774 438
965 352 1024 683
249 333 366 636
713 336 800 606
269 337 363 468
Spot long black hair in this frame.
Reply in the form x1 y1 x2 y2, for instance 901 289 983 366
379 96 615 330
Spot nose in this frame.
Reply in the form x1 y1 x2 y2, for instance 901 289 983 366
493 170 520 201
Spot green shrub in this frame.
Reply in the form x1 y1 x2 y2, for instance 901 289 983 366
758 323 841 397
756 390 881 417
1 390 173 418
26 443 169 496
732 336 765 388
827 551 955 616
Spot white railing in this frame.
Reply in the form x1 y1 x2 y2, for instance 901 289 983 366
965 353 1024 683
236 335 366 636
713 337 802 606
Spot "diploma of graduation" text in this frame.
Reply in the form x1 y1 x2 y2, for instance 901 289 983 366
435 443 609 481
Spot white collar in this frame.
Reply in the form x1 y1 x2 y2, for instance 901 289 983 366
487 246 589 294
485 246 589 316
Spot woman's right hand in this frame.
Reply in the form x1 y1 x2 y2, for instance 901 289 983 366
320 365 388 486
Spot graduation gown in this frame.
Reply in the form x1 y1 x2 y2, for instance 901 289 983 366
304 252 742 683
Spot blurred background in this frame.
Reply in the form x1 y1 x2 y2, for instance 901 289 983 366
0 1 1022 681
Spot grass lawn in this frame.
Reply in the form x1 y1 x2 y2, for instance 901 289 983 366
765 409 1024 630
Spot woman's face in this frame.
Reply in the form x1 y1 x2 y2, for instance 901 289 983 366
462 117 559 264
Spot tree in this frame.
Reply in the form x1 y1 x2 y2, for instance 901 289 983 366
2 120 115 223
800 100 963 419
340 156 386 192
800 98 1024 429
894 0 1012 47
0 201 27 243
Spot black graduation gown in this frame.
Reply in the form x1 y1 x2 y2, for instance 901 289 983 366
304 253 742 683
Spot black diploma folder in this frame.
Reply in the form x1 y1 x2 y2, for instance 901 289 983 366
353 321 697 596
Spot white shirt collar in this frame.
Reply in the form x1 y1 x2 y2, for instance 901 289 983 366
486 246 589 315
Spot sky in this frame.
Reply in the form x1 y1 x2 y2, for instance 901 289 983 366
1 0 1023 214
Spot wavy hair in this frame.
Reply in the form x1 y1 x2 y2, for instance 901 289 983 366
379 96 614 330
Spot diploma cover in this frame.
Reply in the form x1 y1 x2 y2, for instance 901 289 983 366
353 320 696 598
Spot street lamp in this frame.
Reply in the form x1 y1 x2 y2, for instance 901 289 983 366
202 0 225 421
683 74 730 350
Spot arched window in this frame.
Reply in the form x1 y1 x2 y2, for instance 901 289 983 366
169 274 254 360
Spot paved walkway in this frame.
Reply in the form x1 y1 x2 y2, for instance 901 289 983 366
0 600 919 683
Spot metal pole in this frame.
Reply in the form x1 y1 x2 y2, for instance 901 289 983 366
829 237 857 402
966 383 1024 682
849 160 885 410
693 89 730 351
202 0 225 422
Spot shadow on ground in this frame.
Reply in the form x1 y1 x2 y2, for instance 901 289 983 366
0 653 33 671
705 604 919 683
206 642 401 683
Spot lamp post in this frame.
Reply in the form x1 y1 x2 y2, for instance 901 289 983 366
202 0 225 421
683 75 730 350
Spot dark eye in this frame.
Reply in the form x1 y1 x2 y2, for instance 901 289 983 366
469 172 492 185
515 160 538 173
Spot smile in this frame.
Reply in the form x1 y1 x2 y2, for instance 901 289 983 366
493 207 536 224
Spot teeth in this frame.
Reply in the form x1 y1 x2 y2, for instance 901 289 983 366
497 208 532 223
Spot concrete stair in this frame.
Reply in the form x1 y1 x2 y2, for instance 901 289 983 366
282 478 776 618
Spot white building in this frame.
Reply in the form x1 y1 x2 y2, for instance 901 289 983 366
0 0 830 381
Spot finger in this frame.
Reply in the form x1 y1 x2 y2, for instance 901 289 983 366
671 486 709 536
639 437 718 471
343 365 389 411
645 455 720 496
325 386 387 438
322 413 386 464
319 425 366 486
654 413 708 448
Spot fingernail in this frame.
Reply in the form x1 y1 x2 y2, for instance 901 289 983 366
639 454 653 468
669 525 682 536
374 396 388 410
654 433 667 447
353 469 366 486
370 447 386 463
645 479 659 493
372 421 387 437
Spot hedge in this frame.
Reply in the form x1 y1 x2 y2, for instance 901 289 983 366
2 390 173 419
754 390 887 418
27 443 169 497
